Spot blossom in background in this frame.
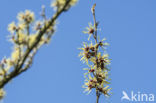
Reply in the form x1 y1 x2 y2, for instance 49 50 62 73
0 0 78 101
51 0 78 11
8 22 17 33
0 89 5 100
17 10 35 24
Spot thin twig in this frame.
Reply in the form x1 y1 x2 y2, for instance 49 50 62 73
91 4 101 103
92 4 98 43
96 90 100 103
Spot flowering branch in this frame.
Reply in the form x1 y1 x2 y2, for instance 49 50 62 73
0 0 77 100
79 3 111 103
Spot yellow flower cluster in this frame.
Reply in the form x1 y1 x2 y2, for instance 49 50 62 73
79 40 111 96
0 89 5 100
51 0 77 11
17 10 35 24
8 10 34 34
8 22 17 33
11 47 20 62
79 5 111 97
5 9 52 75
0 0 77 101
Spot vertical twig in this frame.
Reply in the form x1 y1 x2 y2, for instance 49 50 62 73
91 4 101 103
92 4 98 43
96 90 100 103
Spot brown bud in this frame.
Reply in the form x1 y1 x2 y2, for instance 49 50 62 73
88 84 93 90
85 52 90 59
100 58 104 63
97 78 103 84
89 69 95 72
89 28 94 34
90 46 95 51
99 41 103 46
90 80 93 82
101 62 104 70
98 88 103 92
84 47 90 52
103 90 107 95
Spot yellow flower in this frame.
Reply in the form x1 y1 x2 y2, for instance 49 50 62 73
11 47 20 62
79 42 90 63
70 0 77 6
51 0 66 9
51 0 77 10
18 23 26 30
33 21 42 30
28 34 37 47
83 74 97 94
102 54 110 65
0 89 5 100
18 32 28 44
17 10 35 23
6 58 14 69
8 22 17 33
83 23 94 34
83 23 94 40
102 86 112 96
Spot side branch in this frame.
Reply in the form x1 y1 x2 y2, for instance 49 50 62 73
0 0 72 89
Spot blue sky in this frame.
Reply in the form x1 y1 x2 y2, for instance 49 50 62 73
0 0 156 103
